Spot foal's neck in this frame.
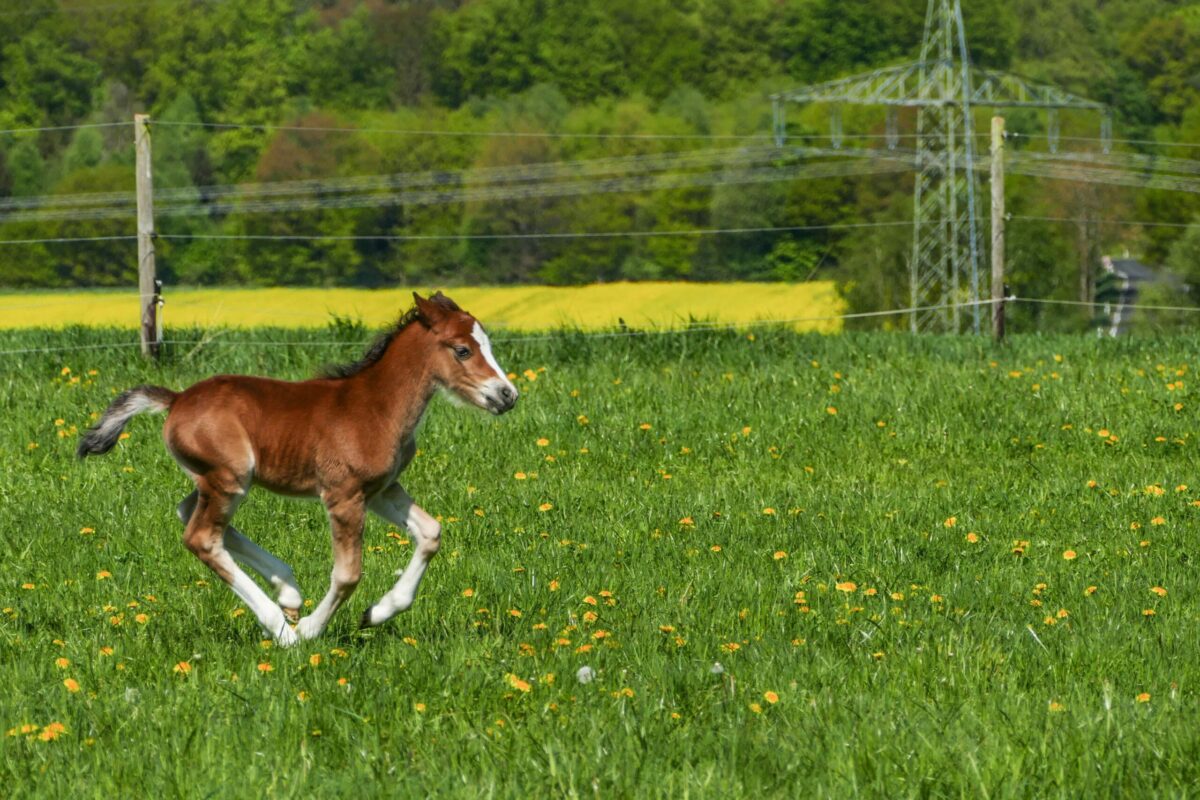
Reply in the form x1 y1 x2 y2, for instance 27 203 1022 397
357 324 439 440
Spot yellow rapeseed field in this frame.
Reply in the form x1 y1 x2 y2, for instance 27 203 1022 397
0 281 843 332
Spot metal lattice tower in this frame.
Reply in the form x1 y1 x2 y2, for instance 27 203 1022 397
771 0 1109 333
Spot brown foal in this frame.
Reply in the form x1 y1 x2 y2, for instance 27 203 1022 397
78 292 518 646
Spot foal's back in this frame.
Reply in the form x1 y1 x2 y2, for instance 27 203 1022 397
164 373 375 499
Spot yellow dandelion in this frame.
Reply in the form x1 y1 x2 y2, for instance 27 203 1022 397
1151 586 1168 597
96 570 111 580
749 703 763 714
63 678 80 693
514 472 527 480
414 703 426 713
583 596 598 606
943 516 957 528
763 507 776 516
965 532 980 543
639 423 652 431
710 544 722 552
1063 550 1077 561
1137 692 1151 703
1084 586 1097 596
505 674 532 693
836 581 857 593
763 691 780 704
538 503 553 512
826 406 837 415
1151 517 1166 526
1143 609 1156 617
772 551 787 560
536 438 550 447
257 662 273 673
549 580 560 592
679 516 695 527
1049 701 1065 713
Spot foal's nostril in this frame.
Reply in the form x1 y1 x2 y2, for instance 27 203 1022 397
500 385 516 403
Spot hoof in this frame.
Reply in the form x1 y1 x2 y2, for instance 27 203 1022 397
275 624 300 648
359 608 376 629
294 615 323 641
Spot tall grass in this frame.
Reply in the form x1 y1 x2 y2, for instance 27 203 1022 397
1 325 1198 797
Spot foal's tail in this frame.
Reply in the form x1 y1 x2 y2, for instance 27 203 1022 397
76 385 177 459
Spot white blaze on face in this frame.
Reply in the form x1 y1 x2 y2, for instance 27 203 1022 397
471 322 518 406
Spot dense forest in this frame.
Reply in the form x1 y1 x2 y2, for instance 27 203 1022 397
2 0 1200 319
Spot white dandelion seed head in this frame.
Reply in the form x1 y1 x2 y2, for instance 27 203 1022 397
710 661 724 675
576 665 595 684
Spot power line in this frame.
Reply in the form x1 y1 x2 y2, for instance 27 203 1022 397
153 119 776 142
156 221 911 243
1013 215 1198 229
0 221 911 247
1011 296 1200 314
0 235 138 246
0 121 130 136
0 156 911 223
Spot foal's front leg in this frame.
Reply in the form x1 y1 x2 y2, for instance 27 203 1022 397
295 488 365 641
361 483 442 628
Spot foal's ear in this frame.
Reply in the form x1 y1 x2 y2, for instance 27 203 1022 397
413 291 447 328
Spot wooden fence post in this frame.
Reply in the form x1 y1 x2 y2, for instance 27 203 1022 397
990 115 1006 342
134 113 160 358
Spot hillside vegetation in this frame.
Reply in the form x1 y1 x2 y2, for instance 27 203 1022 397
2 0 1200 320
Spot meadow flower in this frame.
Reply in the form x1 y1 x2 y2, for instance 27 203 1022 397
462 588 474 598
538 503 553 512
836 581 857 593
965 532 980 543
944 516 957 528
257 663 273 673
1151 586 1168 597
1084 586 1097 596
763 691 779 704
1137 692 1151 703
414 703 426 713
55 658 69 669
504 674 531 693
773 550 787 560
1063 550 1077 560
536 438 549 447
576 666 595 684
63 679 80 693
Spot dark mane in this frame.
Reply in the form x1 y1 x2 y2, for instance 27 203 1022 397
321 293 464 380
322 306 423 380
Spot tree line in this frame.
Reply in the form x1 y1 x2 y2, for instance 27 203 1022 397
2 0 1200 324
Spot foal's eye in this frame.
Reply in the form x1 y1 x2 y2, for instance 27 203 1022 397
453 345 472 361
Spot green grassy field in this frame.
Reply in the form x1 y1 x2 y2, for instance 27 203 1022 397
2 325 1199 797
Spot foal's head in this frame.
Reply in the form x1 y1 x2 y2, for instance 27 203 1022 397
413 292 519 415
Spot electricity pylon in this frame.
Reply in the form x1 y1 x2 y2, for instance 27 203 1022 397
771 0 1109 333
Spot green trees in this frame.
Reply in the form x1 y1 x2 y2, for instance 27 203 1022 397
0 0 1196 317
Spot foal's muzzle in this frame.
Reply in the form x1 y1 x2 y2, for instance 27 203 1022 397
483 383 518 415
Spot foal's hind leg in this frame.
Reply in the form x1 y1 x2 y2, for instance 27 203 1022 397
361 483 441 628
177 491 304 621
181 479 299 647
